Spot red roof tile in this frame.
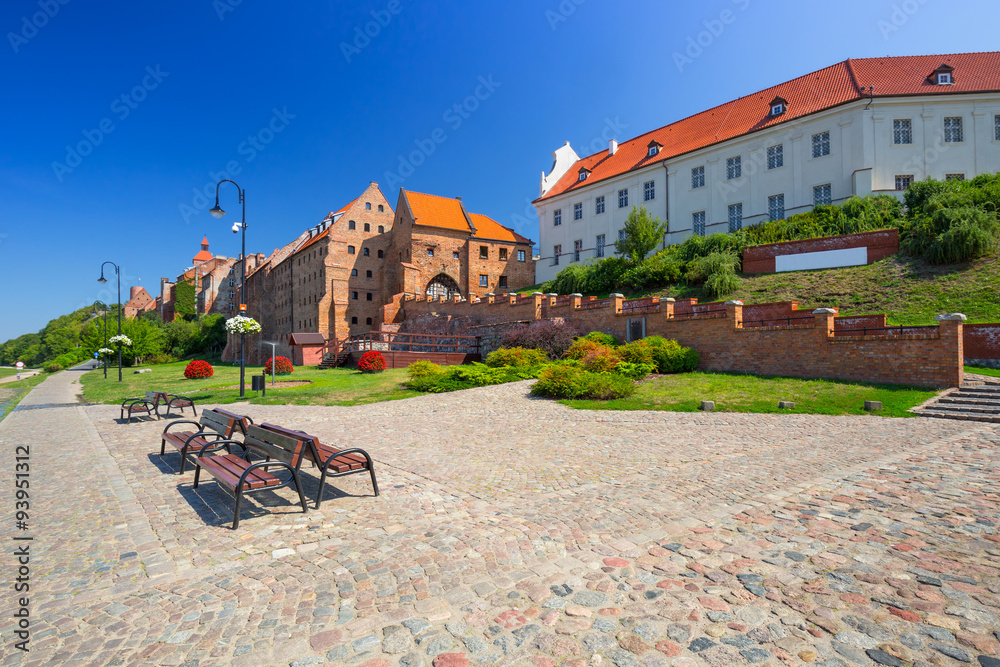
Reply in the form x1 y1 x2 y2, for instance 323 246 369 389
537 52 1000 202
469 213 531 244
405 191 472 232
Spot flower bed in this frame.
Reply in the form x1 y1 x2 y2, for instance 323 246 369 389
357 351 387 373
183 360 214 379
265 356 294 375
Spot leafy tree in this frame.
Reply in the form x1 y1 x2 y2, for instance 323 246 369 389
174 280 196 320
615 206 668 263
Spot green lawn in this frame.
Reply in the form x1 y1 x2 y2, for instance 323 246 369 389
0 373 49 422
967 364 1000 378
561 372 939 418
0 368 21 379
80 361 420 407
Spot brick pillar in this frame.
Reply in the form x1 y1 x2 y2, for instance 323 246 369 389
611 293 624 315
508 293 517 305
532 292 544 320
935 313 966 387
547 292 558 307
486 293 495 305
663 297 674 318
570 293 582 309
813 308 836 340
725 300 743 328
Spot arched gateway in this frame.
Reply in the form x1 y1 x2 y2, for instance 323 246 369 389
426 274 461 299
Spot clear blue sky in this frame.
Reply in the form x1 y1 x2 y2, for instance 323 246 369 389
1 0 996 341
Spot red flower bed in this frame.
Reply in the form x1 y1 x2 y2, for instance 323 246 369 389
265 356 294 375
357 350 387 373
184 360 214 379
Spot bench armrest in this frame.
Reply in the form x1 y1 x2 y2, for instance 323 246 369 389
238 460 297 488
197 438 245 458
182 430 224 449
121 397 149 408
161 419 201 436
167 394 196 404
319 447 374 466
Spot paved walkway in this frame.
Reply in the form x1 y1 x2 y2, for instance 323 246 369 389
1 371 998 667
0 370 39 384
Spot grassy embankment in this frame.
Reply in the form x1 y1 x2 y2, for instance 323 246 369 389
0 373 49 422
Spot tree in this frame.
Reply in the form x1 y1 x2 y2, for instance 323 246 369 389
615 206 668 263
174 280 196 320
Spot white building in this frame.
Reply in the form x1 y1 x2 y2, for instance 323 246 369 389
533 52 1000 283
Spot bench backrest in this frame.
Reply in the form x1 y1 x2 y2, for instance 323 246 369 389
146 391 168 405
258 422 322 465
243 424 306 469
199 408 249 439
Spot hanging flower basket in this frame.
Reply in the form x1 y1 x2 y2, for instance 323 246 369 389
357 350 387 373
225 315 262 335
109 334 132 346
98 347 115 356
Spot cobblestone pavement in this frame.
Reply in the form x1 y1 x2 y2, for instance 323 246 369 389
1 371 999 667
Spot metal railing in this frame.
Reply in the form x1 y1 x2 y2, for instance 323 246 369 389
621 299 661 315
338 331 481 354
672 307 727 319
741 315 815 328
578 298 611 310
833 324 939 337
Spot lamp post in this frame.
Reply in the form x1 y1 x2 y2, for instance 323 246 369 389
209 179 248 398
263 341 277 386
98 262 123 382
96 300 108 379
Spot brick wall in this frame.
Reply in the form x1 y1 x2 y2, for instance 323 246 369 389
394 294 964 388
964 323 1000 361
742 229 899 274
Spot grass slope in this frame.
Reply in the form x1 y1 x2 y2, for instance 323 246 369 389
0 373 49 423
80 361 419 407
562 372 938 418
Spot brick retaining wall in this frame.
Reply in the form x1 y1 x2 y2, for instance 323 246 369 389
742 230 899 274
964 323 1000 361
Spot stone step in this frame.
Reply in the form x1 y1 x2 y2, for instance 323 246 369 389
915 409 1000 423
937 396 1000 407
925 403 1000 415
960 382 1000 392
950 390 1000 401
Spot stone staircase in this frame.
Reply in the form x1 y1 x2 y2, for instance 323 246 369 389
913 374 1000 423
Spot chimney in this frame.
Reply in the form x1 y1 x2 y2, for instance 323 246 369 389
455 196 462 201
609 139 618 155
130 286 142 300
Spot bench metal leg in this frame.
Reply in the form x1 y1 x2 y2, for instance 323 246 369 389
292 471 308 514
160 439 166 456
370 466 380 497
193 465 201 488
232 490 244 529
179 449 188 474
316 469 329 510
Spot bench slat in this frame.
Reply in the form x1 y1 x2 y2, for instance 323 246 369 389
200 455 280 490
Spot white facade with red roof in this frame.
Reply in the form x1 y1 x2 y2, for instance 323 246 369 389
533 52 1000 283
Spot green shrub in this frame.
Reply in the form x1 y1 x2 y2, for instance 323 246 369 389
144 353 177 365
579 347 621 373
407 360 443 379
619 251 685 291
485 347 548 369
530 364 636 400
44 362 63 373
621 337 699 374
618 340 656 366
405 362 531 393
580 331 620 347
564 338 614 361
613 361 655 380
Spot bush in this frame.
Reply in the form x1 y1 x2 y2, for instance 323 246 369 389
620 337 699 374
618 340 656 366
265 356 294 375
580 331 620 347
144 353 176 365
407 360 443 379
500 320 582 359
485 347 548 369
619 251 685 292
564 338 613 361
530 364 636 400
579 347 621 373
44 362 62 373
613 361 656 380
183 360 214 379
357 351 387 373
404 362 531 393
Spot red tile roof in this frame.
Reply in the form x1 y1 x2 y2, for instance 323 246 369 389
405 191 472 233
294 198 361 255
469 213 531 244
537 52 1000 202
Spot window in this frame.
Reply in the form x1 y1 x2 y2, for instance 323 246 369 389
479 274 488 287
347 245 355 254
573 202 582 220
812 131 830 158
644 180 655 201
726 156 741 180
553 209 562 226
728 203 743 232
573 240 582 262
618 189 628 208
366 317 373 325
499 276 507 288
348 220 356 230
553 245 561 266
813 184 832 206
771 103 784 116
895 175 914 191
366 270 372 278
453 251 460 259
692 211 706 237
351 316 358 324
365 202 371 210
427 248 434 257
364 223 370 232
366 293 373 301
946 173 965 181
618 229 626 242
479 246 488 259
893 119 912 144
351 268 358 276
648 145 658 157
944 116 963 143
351 291 358 300
768 194 785 221
995 114 1000 141
363 247 369 256
691 166 705 189
767 145 783 170
378 225 384 233
937 72 953 85
517 250 525 262
499 248 508 261
578 171 588 182
596 234 605 258
378 204 384 212
377 249 384 258
595 196 605 214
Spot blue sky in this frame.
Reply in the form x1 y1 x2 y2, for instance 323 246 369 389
1 0 996 341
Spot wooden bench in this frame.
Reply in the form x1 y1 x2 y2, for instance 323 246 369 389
163 393 198 418
192 424 309 529
121 391 198 423
160 408 253 474
258 422 379 509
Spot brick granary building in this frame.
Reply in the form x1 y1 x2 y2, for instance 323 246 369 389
219 182 534 363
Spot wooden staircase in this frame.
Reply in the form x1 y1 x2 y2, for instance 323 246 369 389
317 339 351 369
913 374 1000 423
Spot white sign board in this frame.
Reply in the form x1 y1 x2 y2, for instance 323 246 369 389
15 361 24 369
775 247 868 273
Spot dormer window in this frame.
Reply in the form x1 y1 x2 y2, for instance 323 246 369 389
929 63 954 86
769 96 788 117
646 140 662 157
577 167 590 182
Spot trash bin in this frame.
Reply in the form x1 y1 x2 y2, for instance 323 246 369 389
251 375 264 392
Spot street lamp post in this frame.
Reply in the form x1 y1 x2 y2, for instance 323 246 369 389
209 179 248 398
97 301 109 379
98 262 123 382
263 341 277 386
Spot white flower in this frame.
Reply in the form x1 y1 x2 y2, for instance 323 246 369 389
109 334 132 346
98 347 115 355
225 315 262 334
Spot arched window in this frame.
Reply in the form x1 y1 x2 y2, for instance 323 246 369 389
351 269 357 276
364 223 370 232
351 316 358 324
378 205 384 212
366 270 372 278
366 317 373 325
348 220 356 230
426 274 461 299
365 202 371 210
377 250 384 258
378 225 384 233
363 248 370 256
348 245 355 254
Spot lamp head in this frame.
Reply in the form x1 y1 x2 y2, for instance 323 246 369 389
98 274 107 284
209 196 226 218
